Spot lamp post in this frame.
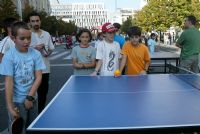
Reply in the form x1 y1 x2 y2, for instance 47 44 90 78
17 0 22 21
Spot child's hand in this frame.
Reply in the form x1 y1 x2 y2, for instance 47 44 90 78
35 44 45 51
24 100 33 110
42 52 49 57
90 71 97 76
139 70 147 75
77 63 84 69
10 107 20 119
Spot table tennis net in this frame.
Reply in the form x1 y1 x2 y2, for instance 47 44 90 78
169 65 200 90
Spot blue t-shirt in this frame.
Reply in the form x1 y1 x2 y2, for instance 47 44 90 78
0 47 46 103
147 39 156 54
114 35 125 49
71 45 96 75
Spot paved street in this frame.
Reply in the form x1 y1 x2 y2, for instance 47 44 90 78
0 44 180 133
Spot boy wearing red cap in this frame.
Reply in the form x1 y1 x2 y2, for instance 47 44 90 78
91 23 121 76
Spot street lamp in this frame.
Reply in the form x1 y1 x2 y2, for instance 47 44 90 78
17 0 22 21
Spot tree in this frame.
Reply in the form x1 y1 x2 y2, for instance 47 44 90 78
121 16 134 34
0 0 19 35
22 6 77 36
41 16 76 36
22 3 35 22
0 0 76 36
41 15 58 36
133 0 200 32
0 0 19 23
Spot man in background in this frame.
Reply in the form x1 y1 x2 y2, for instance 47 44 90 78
176 15 200 73
29 12 55 113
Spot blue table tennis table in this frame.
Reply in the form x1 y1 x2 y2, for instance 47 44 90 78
27 74 200 134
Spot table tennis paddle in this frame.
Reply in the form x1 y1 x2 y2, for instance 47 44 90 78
11 117 24 134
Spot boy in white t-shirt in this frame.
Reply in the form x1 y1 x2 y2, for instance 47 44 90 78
91 23 121 76
0 17 17 63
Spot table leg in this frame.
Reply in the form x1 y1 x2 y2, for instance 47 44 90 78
164 59 167 73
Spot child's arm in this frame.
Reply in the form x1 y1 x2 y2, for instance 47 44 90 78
140 49 151 74
144 61 150 72
83 59 96 68
72 58 85 69
5 76 19 119
24 70 42 110
90 59 102 76
119 55 127 73
140 61 150 74
43 49 53 57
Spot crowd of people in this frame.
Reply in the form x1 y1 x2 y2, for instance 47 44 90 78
0 12 200 134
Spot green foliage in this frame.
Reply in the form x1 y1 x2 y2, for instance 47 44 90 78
0 0 19 24
41 16 76 36
133 0 200 32
0 1 76 36
121 16 134 33
22 3 34 22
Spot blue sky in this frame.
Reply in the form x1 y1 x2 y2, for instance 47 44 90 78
53 0 142 12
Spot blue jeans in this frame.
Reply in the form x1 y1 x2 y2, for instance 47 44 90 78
8 100 38 134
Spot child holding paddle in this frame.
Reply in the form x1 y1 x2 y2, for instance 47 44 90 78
0 21 45 134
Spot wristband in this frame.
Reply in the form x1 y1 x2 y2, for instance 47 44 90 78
26 95 35 102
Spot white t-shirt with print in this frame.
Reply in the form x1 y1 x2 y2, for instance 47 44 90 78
96 40 121 76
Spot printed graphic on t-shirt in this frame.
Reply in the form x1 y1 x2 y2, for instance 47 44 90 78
17 60 34 85
107 50 115 71
81 51 92 61
86 54 92 60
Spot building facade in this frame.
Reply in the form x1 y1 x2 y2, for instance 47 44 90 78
51 4 73 21
109 8 135 24
51 2 108 29
120 8 135 22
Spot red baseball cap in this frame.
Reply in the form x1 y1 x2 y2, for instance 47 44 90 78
102 23 116 33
